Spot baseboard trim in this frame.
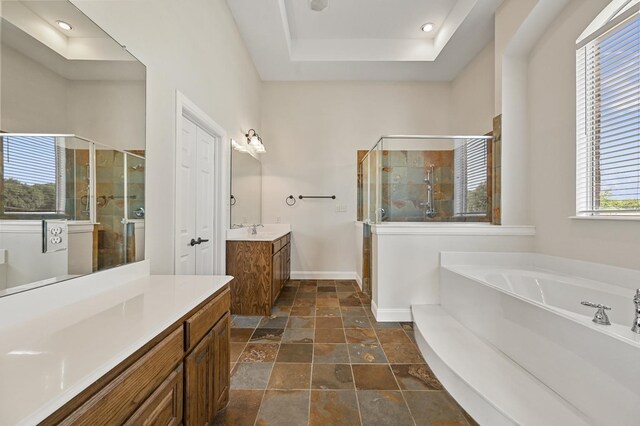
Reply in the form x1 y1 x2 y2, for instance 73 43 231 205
355 273 363 290
371 301 413 322
291 271 358 281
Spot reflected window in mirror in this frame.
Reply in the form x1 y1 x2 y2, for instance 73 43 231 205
1 135 91 220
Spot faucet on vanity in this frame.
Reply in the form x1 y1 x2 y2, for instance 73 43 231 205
632 289 640 334
250 224 264 235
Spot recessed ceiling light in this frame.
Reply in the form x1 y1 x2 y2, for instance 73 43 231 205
56 20 73 31
421 23 435 33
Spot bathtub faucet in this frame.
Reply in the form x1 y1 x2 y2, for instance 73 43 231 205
581 301 611 325
632 289 640 334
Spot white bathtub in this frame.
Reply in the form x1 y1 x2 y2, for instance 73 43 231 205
440 252 640 425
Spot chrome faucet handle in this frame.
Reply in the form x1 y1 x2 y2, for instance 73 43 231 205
249 224 263 235
581 301 612 325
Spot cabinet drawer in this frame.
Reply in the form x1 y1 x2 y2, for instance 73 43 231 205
125 364 183 426
185 289 230 352
272 238 283 254
59 327 184 426
272 233 290 254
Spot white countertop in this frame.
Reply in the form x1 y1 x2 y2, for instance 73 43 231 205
0 263 232 426
226 223 291 241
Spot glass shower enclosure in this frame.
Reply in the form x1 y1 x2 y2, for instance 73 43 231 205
358 135 494 296
359 135 494 224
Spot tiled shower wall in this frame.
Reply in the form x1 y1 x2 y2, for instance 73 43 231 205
64 148 91 221
96 150 126 269
381 150 454 222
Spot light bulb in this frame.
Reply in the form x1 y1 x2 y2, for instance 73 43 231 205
249 135 261 146
56 20 73 31
421 23 434 33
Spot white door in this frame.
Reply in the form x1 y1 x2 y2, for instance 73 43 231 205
195 124 214 275
176 115 215 275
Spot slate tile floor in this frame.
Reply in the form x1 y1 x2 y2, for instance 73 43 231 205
215 280 477 426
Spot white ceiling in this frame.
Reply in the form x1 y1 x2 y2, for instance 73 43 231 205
1 0 135 61
21 1 110 39
227 0 504 81
285 0 455 40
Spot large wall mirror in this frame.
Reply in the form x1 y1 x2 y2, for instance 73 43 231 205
230 145 262 226
0 0 146 296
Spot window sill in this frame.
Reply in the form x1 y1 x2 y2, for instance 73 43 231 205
569 215 640 222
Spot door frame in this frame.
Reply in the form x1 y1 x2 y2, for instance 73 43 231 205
174 90 228 275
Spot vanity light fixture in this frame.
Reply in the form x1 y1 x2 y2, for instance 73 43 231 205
246 129 261 147
245 129 266 154
231 138 249 153
421 22 435 33
56 20 73 31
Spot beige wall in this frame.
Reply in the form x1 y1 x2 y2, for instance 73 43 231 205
261 81 453 275
69 80 145 151
494 0 538 115
1 43 145 151
260 40 496 276
528 0 640 270
451 41 495 135
72 0 262 274
1 44 70 133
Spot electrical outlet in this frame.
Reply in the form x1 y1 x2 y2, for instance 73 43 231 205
275 216 281 223
335 204 347 213
42 220 68 253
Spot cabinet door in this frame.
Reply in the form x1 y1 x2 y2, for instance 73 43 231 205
272 250 282 303
279 245 286 292
212 314 230 414
184 329 215 426
125 365 183 426
285 243 291 282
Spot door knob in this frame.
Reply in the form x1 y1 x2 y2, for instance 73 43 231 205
190 237 209 246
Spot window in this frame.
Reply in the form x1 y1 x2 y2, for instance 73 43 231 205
576 6 640 216
454 138 488 216
1 135 65 215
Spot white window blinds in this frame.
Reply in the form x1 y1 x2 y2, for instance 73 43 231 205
1 135 65 214
454 138 488 216
576 9 640 215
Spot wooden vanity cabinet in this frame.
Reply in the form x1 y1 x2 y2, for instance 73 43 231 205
43 286 231 426
227 233 291 316
212 314 231 412
185 327 215 425
125 364 184 426
272 248 283 304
